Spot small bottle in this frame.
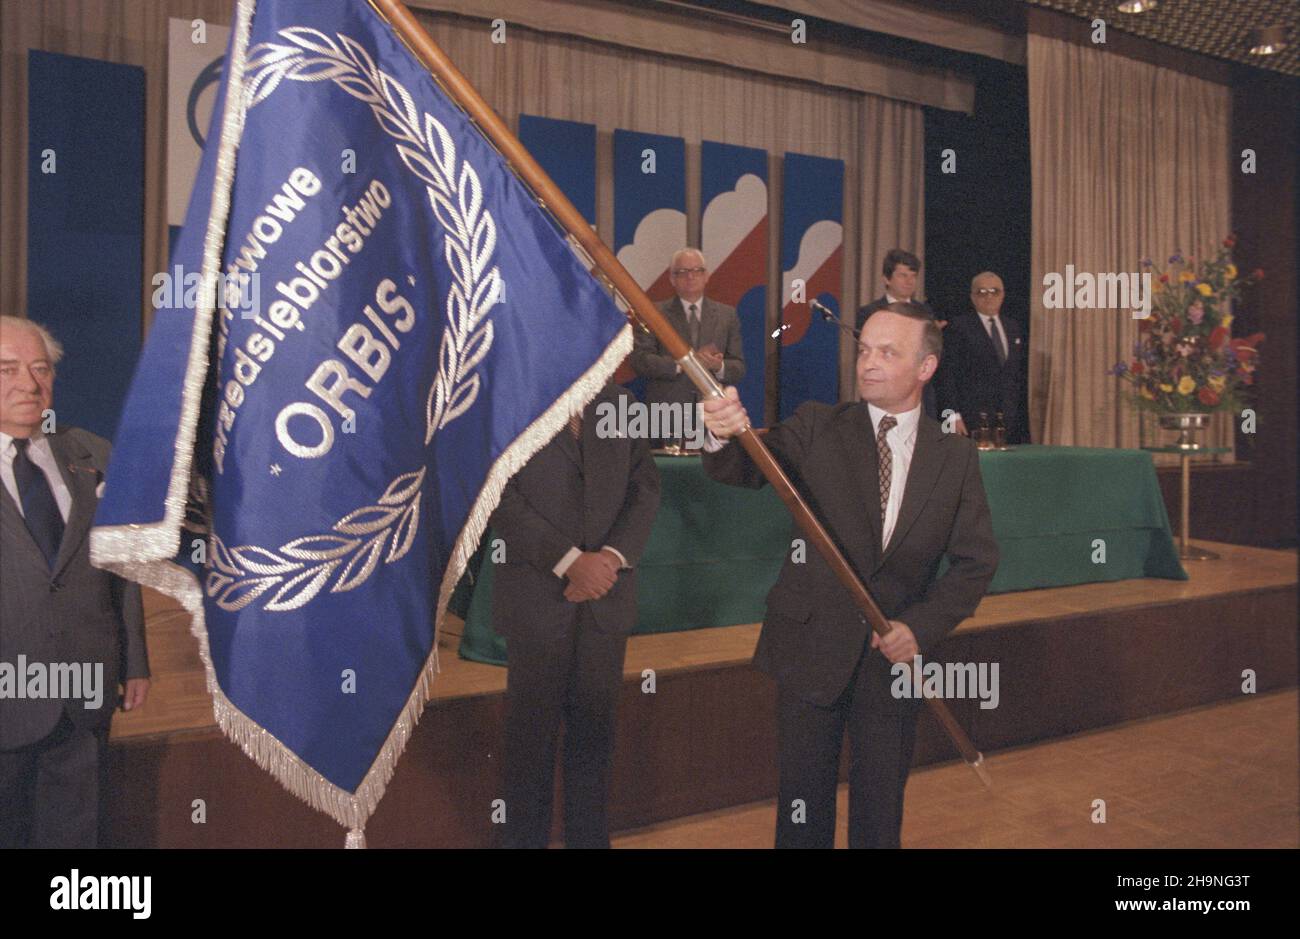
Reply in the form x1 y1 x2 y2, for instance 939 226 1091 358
977 412 990 448
994 412 1007 448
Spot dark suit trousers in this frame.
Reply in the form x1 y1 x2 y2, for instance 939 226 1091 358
499 605 628 849
0 712 107 848
775 642 921 849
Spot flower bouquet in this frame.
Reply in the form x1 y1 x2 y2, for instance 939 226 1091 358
1111 235 1264 414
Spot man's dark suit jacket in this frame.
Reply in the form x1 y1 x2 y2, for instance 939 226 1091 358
489 384 661 637
703 402 998 707
934 312 1029 444
855 296 939 420
0 428 148 750
629 296 745 408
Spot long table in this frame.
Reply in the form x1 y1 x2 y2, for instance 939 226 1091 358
458 446 1187 665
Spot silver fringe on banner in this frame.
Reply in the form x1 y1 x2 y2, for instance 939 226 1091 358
89 0 632 846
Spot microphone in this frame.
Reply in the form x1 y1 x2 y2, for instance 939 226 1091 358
810 299 858 337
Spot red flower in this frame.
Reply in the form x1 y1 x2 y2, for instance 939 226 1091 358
1131 361 1145 375
1159 273 1170 284
1223 236 1236 247
1229 333 1264 358
1197 386 1220 406
1171 317 1183 333
1252 268 1265 281
1209 326 1228 350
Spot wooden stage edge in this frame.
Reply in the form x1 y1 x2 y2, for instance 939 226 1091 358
105 542 1297 847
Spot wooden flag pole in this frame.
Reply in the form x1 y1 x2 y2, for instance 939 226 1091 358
369 0 991 788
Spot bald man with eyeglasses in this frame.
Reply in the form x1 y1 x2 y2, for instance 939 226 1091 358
934 272 1030 444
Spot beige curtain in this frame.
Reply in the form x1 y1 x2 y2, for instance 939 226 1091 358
2 1 925 421
1027 34 1233 456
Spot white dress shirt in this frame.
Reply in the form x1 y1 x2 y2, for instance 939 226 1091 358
0 431 72 522
867 402 921 549
704 402 920 549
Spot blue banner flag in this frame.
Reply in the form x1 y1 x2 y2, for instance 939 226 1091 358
90 0 629 840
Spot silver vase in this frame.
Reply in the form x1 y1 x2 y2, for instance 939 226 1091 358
1158 411 1211 451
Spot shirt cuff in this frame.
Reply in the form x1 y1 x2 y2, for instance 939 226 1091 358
553 546 582 578
601 546 629 569
715 363 725 381
702 429 729 453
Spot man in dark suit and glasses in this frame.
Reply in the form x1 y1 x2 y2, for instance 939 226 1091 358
934 272 1030 444
490 382 660 847
701 302 998 848
855 249 942 419
0 315 150 848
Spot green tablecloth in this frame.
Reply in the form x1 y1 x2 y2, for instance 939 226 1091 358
459 446 1186 665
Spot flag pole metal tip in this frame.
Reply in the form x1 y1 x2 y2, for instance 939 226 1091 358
970 753 993 791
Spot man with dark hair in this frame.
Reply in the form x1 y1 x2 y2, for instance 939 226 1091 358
0 315 150 848
701 301 998 848
855 250 940 418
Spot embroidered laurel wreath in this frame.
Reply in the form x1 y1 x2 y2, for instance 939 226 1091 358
205 28 499 613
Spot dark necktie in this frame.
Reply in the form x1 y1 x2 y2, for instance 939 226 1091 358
687 303 700 348
876 415 897 526
13 438 65 569
988 317 1007 365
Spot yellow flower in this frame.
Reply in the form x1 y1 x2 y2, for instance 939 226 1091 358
1179 271 1196 283
1140 386 1155 399
1225 264 1237 280
1159 383 1174 393
1209 375 1226 391
1196 282 1213 297
1221 314 1233 328
1178 376 1196 395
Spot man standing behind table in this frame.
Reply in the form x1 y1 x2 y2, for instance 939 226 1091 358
629 248 745 423
701 302 998 848
934 272 1029 444
490 382 660 848
0 315 149 848
855 249 942 419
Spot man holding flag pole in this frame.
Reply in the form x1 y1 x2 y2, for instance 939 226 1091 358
92 0 994 847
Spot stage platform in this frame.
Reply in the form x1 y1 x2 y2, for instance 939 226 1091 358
105 541 1297 847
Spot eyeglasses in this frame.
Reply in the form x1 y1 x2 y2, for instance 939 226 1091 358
973 287 1003 296
671 267 707 276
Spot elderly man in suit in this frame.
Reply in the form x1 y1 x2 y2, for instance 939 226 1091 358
629 248 745 417
855 249 942 419
701 302 997 848
934 272 1029 444
0 315 149 848
491 382 660 848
